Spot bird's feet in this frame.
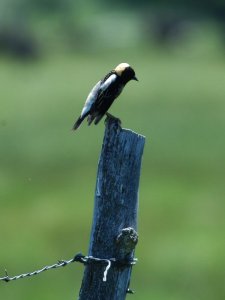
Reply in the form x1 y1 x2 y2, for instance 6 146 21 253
105 112 122 126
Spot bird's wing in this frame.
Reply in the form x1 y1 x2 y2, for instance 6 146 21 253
95 74 117 106
80 81 101 118
100 73 117 92
80 74 117 118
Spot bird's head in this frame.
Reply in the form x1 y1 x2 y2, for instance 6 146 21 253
114 63 138 84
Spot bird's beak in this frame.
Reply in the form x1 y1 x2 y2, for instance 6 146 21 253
133 76 138 81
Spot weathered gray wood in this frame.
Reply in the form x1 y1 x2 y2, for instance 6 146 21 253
78 118 145 300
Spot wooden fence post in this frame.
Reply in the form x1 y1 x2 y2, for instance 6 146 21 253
78 118 145 300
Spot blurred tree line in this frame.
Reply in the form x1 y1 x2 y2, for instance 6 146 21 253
109 0 225 20
109 0 225 46
0 0 225 59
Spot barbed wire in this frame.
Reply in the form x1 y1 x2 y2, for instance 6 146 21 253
0 252 137 284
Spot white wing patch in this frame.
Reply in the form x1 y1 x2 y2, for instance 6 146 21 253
80 81 101 117
80 74 116 118
101 74 117 91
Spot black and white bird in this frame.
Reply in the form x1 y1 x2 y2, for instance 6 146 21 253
72 63 138 130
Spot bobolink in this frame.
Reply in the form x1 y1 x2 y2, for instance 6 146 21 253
72 63 138 130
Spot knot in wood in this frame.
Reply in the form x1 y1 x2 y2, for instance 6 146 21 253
116 227 138 257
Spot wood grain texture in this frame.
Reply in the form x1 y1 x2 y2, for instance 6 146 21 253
78 118 145 300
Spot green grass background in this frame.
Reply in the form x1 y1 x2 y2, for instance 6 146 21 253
0 40 225 299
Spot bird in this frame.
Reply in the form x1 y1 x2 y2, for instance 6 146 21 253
72 63 138 130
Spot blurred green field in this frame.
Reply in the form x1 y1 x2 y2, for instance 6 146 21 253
0 43 225 300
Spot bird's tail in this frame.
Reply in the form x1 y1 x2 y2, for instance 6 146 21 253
72 115 85 130
94 113 104 125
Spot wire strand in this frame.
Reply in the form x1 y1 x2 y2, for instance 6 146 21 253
0 253 137 283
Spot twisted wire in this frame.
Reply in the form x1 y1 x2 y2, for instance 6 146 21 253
0 253 137 283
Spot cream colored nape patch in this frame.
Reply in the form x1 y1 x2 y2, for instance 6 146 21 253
114 63 130 76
